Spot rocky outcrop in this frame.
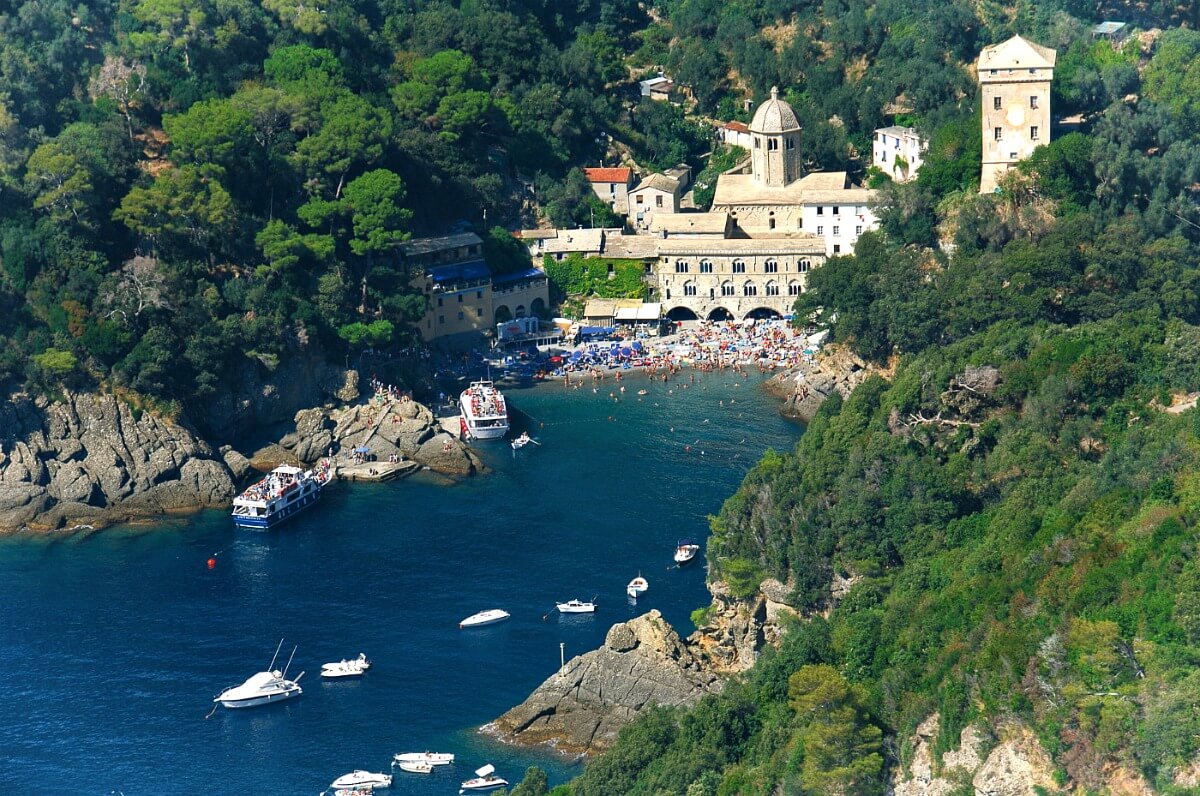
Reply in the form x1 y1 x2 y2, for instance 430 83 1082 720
0 391 235 532
274 395 484 477
488 610 722 755
195 352 359 443
689 580 770 674
767 344 878 422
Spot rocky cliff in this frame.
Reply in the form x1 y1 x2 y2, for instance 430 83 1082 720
766 344 878 422
0 391 236 531
488 610 722 755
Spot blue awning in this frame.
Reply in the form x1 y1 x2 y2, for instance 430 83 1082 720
491 267 546 288
429 260 491 284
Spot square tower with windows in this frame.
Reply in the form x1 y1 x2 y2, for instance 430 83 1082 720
977 35 1056 193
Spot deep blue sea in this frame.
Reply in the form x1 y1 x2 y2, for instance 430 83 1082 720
0 371 801 795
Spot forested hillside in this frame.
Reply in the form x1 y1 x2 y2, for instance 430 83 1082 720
7 0 1200 789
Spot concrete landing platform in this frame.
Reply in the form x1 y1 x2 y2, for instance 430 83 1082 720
335 460 421 482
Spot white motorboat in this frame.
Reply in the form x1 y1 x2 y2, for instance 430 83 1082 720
331 771 392 790
214 640 303 709
394 752 454 767
510 432 538 450
396 760 433 774
556 599 596 614
460 764 508 792
459 381 510 440
674 540 701 565
460 609 510 629
321 653 370 679
626 575 649 599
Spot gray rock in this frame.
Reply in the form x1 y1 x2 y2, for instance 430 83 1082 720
490 610 722 755
0 390 236 532
221 447 253 483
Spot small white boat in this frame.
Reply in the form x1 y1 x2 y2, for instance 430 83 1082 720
214 640 303 709
460 764 508 792
556 599 596 614
321 653 371 679
396 760 434 774
627 575 649 599
460 609 511 629
510 432 538 450
674 540 701 565
394 752 455 766
331 770 392 790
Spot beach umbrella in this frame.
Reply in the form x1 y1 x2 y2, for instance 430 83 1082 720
620 347 633 357
354 446 371 454
631 341 644 351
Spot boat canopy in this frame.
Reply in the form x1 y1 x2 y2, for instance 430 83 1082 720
475 764 496 778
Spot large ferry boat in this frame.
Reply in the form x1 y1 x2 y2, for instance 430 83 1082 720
459 380 510 440
231 464 330 530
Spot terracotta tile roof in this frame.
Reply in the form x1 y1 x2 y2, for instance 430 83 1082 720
583 167 633 184
722 121 750 133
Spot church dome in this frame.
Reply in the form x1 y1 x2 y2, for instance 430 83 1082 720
750 87 800 133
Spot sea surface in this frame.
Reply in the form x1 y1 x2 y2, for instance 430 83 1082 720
0 371 801 795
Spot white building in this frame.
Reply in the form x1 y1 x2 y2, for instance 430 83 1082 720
583 167 634 214
716 120 753 150
872 126 926 182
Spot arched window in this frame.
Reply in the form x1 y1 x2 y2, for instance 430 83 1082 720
798 259 811 273
766 281 779 297
788 281 801 296
684 281 697 297
721 281 735 297
674 260 689 273
732 260 746 274
764 259 779 273
699 260 713 274
743 281 758 297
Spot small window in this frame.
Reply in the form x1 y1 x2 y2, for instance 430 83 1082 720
655 195 663 208
437 297 444 306
767 138 779 151
675 260 689 274
1030 95 1039 109
766 282 779 297
768 217 776 229
798 260 811 273
636 195 644 205
817 226 823 235
476 290 483 299
816 206 824 216
994 127 1003 141
721 282 734 297
855 225 863 235
990 69 997 75
684 282 697 296
993 96 1002 110
788 281 801 296
476 308 483 317
457 311 464 320
732 261 746 274
700 260 713 274
743 282 757 297
832 226 839 236
1031 126 1039 140
786 138 795 150
764 260 779 273
832 206 840 215
754 137 761 149
833 244 841 254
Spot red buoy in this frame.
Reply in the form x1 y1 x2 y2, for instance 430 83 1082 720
207 557 216 570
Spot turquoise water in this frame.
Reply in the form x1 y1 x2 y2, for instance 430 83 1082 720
0 372 801 795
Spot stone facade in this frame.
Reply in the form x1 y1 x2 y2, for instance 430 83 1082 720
656 235 823 321
978 35 1056 193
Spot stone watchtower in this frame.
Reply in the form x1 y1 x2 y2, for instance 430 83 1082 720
978 35 1056 193
750 87 802 187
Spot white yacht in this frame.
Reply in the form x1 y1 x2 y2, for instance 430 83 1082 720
214 642 303 709
626 575 649 599
395 760 433 774
460 764 508 792
556 599 596 614
459 381 509 440
321 653 370 679
331 771 391 790
674 540 701 565
459 609 510 628
394 752 454 767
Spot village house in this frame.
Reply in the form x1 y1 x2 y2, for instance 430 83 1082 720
872 126 926 182
583 167 635 214
403 232 549 341
716 120 753 150
629 173 682 230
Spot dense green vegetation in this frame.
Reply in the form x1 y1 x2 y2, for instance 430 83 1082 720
7 0 1200 790
502 5 1200 796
